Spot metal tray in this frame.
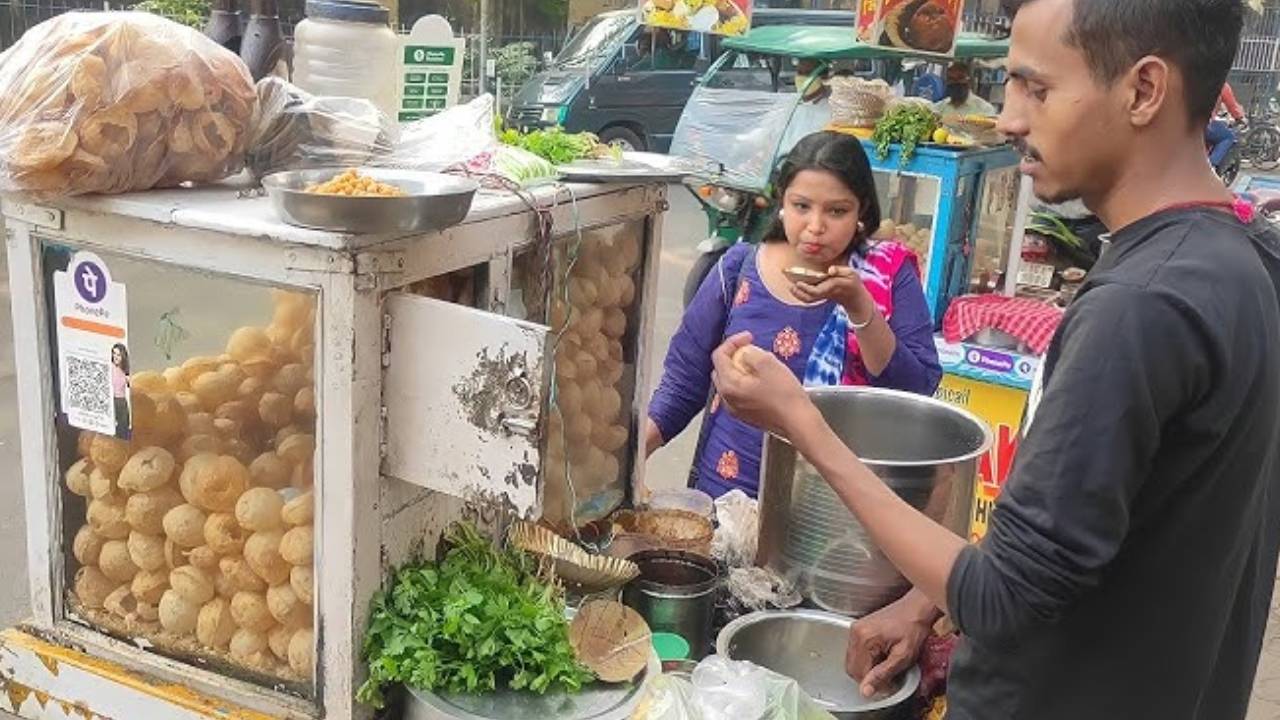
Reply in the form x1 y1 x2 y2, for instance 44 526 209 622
557 152 701 183
404 648 659 720
261 167 478 234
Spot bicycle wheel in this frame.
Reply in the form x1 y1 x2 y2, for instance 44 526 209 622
1245 126 1280 170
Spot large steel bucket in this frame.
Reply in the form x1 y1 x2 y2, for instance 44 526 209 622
757 387 991 617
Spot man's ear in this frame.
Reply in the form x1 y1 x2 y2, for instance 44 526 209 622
1126 55 1170 128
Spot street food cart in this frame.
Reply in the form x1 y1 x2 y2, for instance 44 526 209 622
0 177 669 720
862 137 1042 541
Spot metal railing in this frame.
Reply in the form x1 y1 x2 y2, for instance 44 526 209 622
0 0 105 48
456 32 563 103
1235 36 1280 73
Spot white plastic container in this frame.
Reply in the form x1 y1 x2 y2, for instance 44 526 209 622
645 488 714 519
293 0 399 118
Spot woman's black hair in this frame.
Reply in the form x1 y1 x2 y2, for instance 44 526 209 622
763 130 882 255
111 343 130 375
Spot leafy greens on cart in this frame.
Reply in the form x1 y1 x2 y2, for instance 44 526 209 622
357 523 592 708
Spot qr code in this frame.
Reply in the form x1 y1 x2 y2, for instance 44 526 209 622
66 355 111 416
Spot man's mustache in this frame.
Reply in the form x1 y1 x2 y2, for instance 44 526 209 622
1012 138 1043 161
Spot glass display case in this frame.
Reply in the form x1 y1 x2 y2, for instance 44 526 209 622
43 245 318 696
861 140 1024 323
870 170 941 281
509 220 650 530
1 180 667 720
968 165 1023 296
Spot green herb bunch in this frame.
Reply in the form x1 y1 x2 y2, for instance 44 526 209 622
357 523 592 709
497 122 622 165
872 104 939 166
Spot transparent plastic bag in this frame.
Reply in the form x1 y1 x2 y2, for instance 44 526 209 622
692 657 836 720
631 673 700 720
0 12 256 198
711 489 758 568
245 77 397 180
630 656 836 720
725 567 801 613
379 94 498 171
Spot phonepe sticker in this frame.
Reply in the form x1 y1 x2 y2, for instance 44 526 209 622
53 251 129 435
965 347 1015 375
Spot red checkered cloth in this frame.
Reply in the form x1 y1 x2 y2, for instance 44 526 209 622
943 294 1064 355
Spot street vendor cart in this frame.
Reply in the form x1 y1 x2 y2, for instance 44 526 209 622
0 176 669 720
860 138 1046 542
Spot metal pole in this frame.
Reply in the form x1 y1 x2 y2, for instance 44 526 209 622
479 0 489 95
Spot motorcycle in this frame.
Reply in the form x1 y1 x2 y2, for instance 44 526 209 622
1240 96 1280 172
1208 117 1243 187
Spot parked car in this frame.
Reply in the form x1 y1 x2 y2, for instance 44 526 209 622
506 8 856 152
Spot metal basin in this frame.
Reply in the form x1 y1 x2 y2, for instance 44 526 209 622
262 167 478 234
758 387 990 616
716 609 919 720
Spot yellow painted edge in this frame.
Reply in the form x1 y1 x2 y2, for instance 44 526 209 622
0 629 278 720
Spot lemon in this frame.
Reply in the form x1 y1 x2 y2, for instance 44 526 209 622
932 128 950 144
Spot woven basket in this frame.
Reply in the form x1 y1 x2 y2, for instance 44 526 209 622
830 77 894 129
614 509 714 557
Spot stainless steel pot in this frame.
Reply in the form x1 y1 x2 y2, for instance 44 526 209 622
621 550 720 660
758 387 991 616
716 609 919 720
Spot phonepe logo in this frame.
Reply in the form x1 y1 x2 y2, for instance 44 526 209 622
73 260 108 304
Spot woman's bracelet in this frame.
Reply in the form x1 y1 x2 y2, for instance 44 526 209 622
850 306 876 330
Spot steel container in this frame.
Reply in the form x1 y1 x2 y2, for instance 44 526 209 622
758 387 990 616
716 609 919 720
621 550 720 660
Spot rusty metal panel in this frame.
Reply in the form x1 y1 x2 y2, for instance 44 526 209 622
381 292 550 518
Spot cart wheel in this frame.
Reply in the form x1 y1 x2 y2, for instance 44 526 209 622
600 125 647 152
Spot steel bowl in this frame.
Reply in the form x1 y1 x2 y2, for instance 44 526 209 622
261 167 478 234
716 609 920 720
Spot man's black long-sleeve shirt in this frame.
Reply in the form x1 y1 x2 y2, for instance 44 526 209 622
944 208 1280 719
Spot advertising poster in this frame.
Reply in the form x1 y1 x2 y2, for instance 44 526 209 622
857 0 964 56
399 16 465 123
935 374 1028 542
641 0 752 37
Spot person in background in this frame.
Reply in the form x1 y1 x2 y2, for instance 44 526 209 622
646 131 941 499
1207 81 1246 168
712 0 1280 717
934 62 996 120
776 58 834 154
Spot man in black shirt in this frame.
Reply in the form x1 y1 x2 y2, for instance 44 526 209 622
710 0 1280 717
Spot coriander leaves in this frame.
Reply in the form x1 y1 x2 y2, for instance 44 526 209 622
357 523 592 709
